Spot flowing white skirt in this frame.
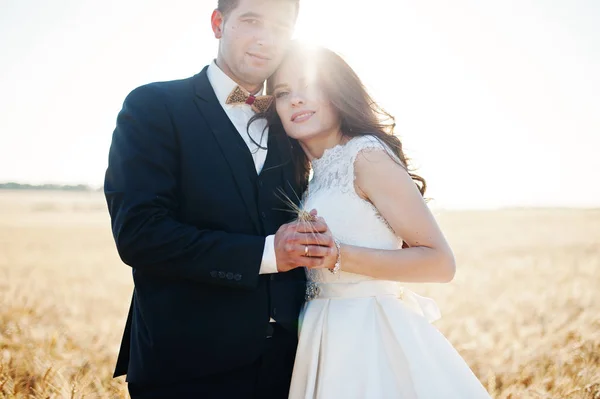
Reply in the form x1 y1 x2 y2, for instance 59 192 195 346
288 281 491 399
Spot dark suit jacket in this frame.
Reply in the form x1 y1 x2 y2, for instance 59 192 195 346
104 66 306 384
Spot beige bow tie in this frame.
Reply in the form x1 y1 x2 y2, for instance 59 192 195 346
225 86 273 113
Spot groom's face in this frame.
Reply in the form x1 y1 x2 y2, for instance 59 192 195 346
212 0 297 89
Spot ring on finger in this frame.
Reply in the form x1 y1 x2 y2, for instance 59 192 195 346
304 245 309 257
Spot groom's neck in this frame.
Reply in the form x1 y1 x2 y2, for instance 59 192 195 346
215 58 264 95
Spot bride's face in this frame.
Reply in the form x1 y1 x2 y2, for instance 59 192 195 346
272 59 341 142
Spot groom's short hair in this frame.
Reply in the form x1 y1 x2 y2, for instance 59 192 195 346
217 0 240 16
218 0 299 17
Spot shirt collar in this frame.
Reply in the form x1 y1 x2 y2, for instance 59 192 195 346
207 60 265 107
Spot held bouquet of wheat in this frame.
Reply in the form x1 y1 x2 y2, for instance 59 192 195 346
274 185 319 227
275 186 343 301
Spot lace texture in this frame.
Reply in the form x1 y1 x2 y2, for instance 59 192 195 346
302 135 403 298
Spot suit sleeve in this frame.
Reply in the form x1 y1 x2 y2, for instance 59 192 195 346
104 84 265 289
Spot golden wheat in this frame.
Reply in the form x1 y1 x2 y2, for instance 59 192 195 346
0 191 598 398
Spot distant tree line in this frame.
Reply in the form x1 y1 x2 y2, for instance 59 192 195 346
0 182 100 191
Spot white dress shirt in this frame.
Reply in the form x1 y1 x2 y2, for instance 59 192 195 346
207 61 278 275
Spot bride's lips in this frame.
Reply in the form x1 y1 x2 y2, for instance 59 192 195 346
291 111 315 123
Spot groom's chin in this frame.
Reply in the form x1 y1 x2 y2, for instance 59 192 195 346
241 65 277 84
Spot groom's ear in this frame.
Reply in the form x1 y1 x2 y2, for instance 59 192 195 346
211 9 225 39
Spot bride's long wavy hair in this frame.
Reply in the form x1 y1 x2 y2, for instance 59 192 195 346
250 41 427 198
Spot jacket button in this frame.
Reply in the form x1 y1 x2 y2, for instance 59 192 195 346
226 272 234 280
234 274 242 281
210 271 218 278
258 180 263 187
218 271 226 279
261 211 267 219
270 274 275 281
273 308 277 316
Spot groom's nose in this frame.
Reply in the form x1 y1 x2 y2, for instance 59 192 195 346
255 22 280 49
255 32 274 49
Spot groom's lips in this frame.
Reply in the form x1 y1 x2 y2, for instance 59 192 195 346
247 52 271 61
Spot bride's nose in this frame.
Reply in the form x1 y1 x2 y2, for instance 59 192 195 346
291 94 305 107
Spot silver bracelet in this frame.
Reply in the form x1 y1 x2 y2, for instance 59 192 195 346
330 237 341 274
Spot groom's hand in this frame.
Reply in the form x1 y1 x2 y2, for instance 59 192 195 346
274 212 335 272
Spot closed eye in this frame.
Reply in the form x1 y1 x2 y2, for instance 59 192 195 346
275 91 289 99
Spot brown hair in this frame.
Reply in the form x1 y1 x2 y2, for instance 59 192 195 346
251 42 427 197
218 0 300 17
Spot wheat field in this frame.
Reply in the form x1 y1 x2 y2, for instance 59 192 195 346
0 190 598 398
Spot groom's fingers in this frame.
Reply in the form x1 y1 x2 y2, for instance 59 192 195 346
298 245 331 258
283 241 332 257
295 218 328 234
274 221 335 272
295 232 334 248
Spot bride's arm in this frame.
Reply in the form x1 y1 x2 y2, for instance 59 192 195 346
338 149 456 283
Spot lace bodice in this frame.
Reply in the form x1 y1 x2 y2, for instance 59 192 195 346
302 135 403 288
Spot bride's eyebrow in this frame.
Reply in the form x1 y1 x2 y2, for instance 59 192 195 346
273 83 289 91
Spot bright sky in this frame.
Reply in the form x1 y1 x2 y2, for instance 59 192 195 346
1 0 598 209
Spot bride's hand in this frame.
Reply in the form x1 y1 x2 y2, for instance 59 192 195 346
274 211 335 272
304 217 339 271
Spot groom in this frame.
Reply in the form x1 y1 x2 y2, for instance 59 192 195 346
104 0 334 397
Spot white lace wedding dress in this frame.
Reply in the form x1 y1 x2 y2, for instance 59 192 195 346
288 136 491 399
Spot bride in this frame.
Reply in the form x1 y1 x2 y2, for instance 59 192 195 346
258 42 492 398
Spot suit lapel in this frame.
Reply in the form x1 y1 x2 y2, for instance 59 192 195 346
272 129 302 207
193 68 262 233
